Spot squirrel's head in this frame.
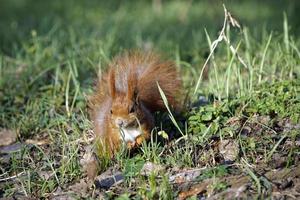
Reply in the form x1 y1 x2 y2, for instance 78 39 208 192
108 68 141 129
110 91 140 129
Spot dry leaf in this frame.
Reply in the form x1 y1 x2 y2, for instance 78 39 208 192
178 179 212 200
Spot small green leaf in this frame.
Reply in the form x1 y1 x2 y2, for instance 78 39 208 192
158 130 169 140
201 112 213 121
189 115 200 121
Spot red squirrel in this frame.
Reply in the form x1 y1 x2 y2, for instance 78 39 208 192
89 51 182 158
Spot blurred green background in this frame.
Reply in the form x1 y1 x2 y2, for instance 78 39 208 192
1 0 299 111
0 0 299 56
0 0 299 107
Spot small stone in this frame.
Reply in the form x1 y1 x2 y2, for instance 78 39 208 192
0 128 17 146
0 142 23 154
240 126 251 136
219 139 239 162
140 161 165 176
94 167 124 189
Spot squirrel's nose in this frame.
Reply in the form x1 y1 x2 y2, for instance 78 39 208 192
116 118 124 127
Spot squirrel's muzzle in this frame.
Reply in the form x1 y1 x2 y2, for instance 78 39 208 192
115 118 125 128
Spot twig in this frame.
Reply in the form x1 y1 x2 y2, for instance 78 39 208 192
0 172 8 178
0 171 26 182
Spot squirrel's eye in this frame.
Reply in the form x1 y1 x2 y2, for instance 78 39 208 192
110 110 113 114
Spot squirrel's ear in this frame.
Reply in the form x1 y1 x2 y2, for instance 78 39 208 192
127 70 138 102
127 85 139 103
109 69 116 99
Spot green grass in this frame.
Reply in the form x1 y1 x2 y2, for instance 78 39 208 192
0 0 300 199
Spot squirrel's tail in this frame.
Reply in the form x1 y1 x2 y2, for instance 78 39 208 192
109 51 183 112
135 52 182 112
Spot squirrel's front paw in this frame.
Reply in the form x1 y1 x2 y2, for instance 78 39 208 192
126 141 135 149
135 135 145 146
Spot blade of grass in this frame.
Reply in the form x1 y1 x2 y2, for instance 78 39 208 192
205 28 221 100
242 159 261 196
68 61 81 114
28 65 56 86
243 27 253 92
283 12 290 53
157 82 184 136
193 5 229 95
290 40 300 59
267 132 287 161
225 44 237 98
65 71 71 117
34 144 60 185
0 55 2 81
258 32 272 84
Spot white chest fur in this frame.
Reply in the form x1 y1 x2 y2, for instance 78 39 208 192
119 127 142 143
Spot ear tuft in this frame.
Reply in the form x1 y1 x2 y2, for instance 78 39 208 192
109 69 116 99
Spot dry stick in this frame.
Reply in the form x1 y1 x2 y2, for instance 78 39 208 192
193 4 248 95
0 172 8 178
0 171 26 182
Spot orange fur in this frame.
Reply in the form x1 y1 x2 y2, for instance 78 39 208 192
89 51 182 158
